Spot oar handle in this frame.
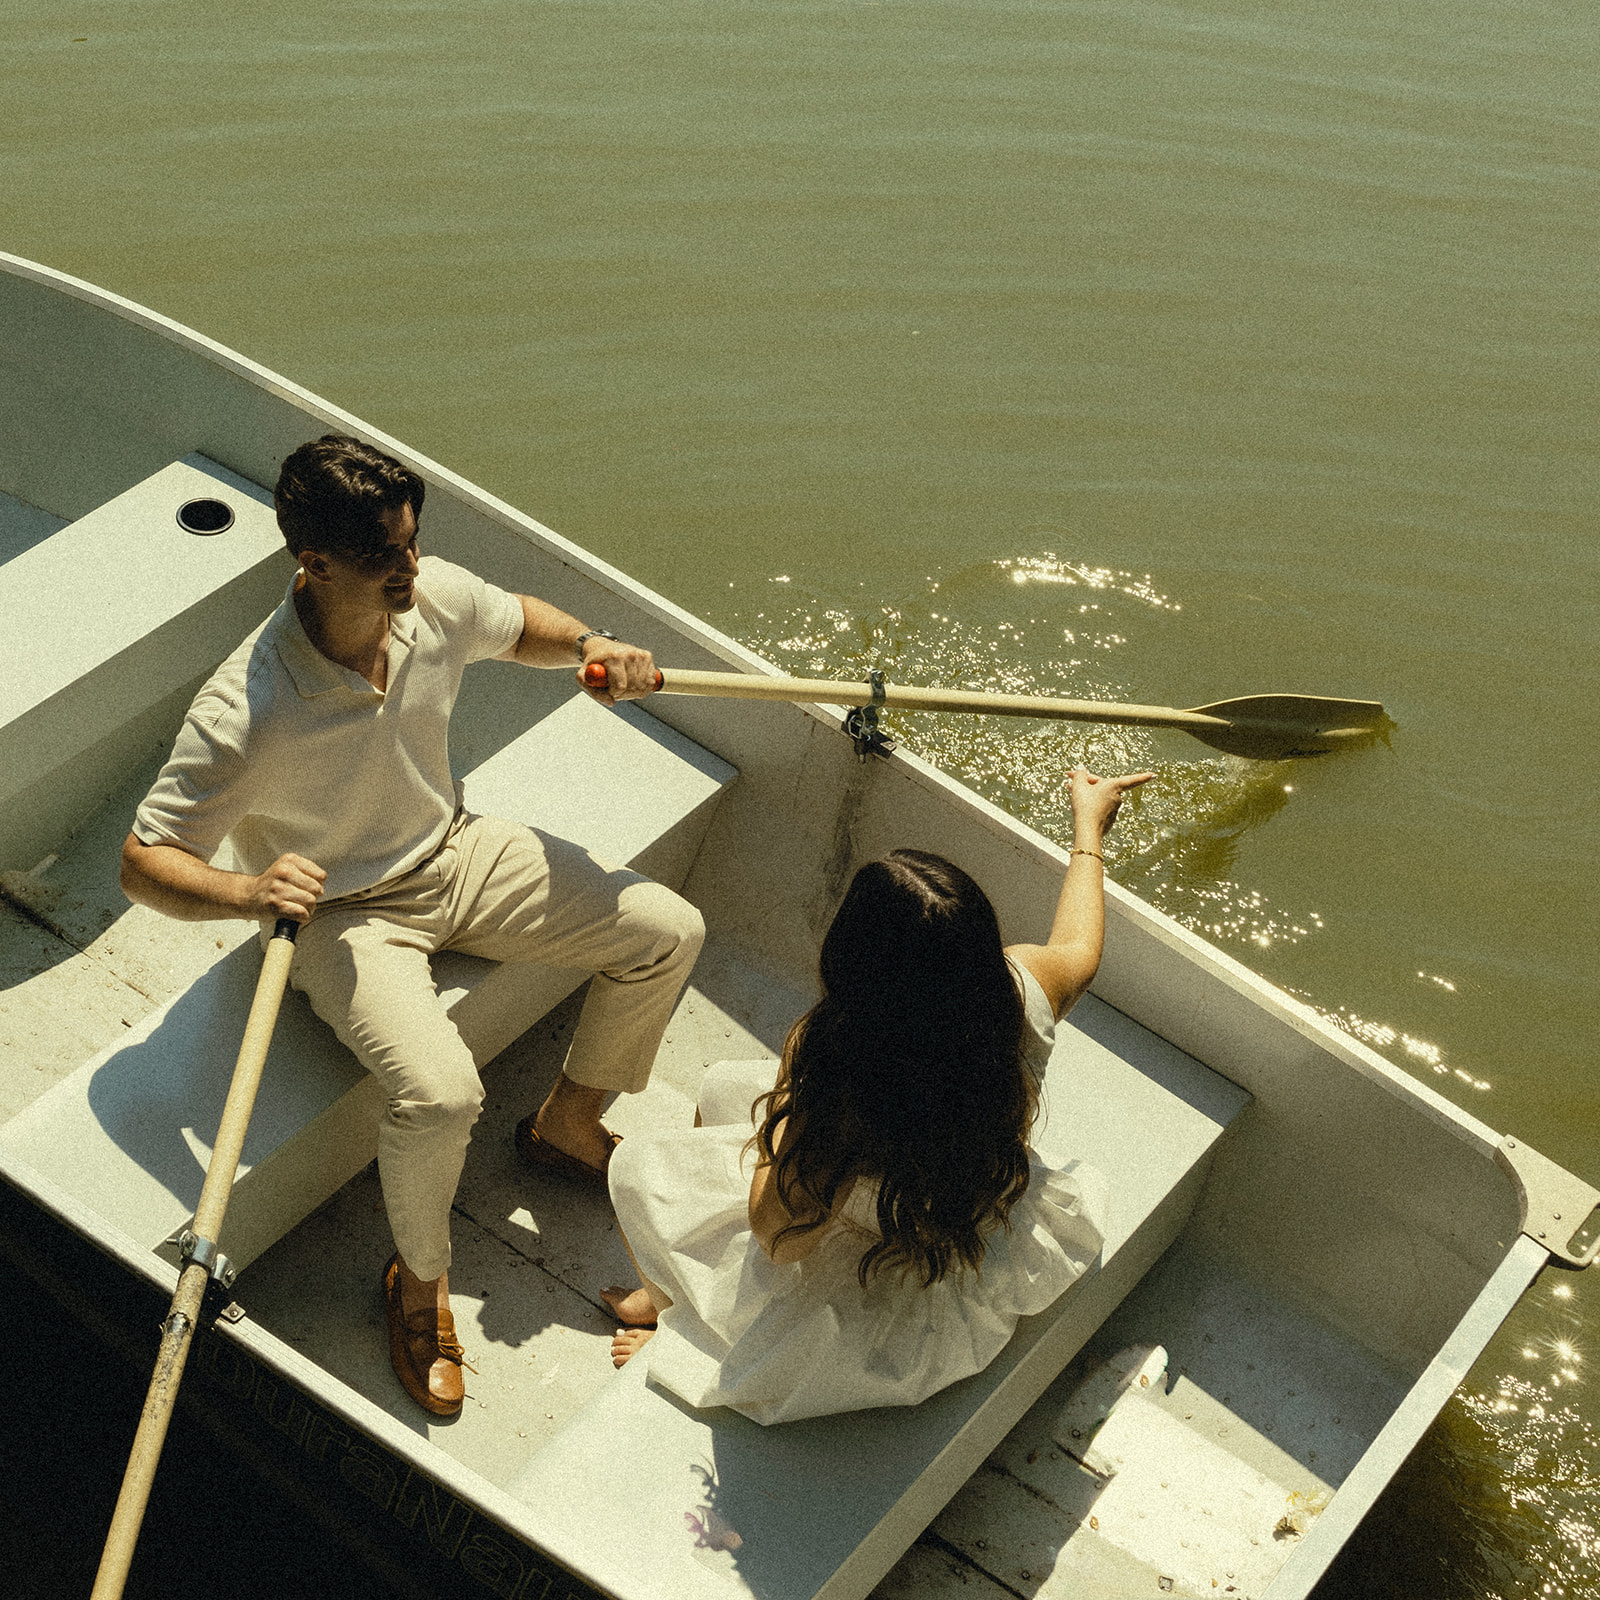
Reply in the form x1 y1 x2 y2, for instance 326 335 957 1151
190 918 297 1239
583 662 665 691
92 917 299 1600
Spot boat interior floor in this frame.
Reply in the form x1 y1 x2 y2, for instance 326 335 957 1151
912 1242 1408 1599
0 753 257 1125
240 943 808 1473
1 749 1414 1599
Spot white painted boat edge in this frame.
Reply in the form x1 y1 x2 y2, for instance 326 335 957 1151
1263 1233 1549 1599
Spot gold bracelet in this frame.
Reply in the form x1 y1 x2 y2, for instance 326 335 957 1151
1070 848 1104 863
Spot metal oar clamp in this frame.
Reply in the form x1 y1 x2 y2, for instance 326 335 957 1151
843 669 897 761
177 1227 237 1292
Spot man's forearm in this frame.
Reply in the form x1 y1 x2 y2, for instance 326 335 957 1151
503 595 587 668
121 835 256 921
502 593 657 704
121 835 326 924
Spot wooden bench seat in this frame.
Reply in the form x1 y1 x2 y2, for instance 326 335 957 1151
0 454 290 875
507 998 1250 1600
0 694 735 1274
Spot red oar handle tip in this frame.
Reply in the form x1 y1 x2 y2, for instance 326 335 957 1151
582 662 664 691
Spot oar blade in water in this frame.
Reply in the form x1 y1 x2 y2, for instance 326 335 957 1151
1183 695 1392 761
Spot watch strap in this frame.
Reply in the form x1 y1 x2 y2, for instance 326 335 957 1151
573 627 618 661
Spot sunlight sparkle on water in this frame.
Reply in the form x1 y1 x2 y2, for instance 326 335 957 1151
1330 1010 1491 1092
1002 556 1180 611
734 560 1500 1116
1462 1373 1599 1583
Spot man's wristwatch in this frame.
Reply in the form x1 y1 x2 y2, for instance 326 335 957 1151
573 628 618 660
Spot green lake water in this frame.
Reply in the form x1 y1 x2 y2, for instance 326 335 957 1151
4 2 1596 1594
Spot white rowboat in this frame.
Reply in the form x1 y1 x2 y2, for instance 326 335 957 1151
1 251 1595 1600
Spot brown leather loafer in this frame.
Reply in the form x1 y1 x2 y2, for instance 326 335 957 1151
383 1255 471 1417
513 1113 620 1189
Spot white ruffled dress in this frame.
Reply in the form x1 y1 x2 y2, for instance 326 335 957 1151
607 965 1108 1425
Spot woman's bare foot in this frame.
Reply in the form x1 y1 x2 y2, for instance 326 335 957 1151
600 1284 658 1327
611 1326 656 1368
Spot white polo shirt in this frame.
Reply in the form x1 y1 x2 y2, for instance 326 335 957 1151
133 556 525 902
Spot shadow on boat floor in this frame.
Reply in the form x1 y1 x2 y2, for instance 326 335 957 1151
236 950 805 1469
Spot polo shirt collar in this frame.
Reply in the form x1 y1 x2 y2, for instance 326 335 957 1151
274 572 418 698
390 603 418 660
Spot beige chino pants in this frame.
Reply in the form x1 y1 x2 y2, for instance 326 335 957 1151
288 812 705 1280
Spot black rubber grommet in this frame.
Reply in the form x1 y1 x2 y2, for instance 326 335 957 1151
176 497 235 535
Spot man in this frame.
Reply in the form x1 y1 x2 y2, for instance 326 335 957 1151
121 435 705 1416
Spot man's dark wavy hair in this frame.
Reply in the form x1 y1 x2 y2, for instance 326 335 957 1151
751 849 1036 1287
273 434 426 561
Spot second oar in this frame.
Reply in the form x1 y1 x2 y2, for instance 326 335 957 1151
585 664 1389 761
92 917 301 1600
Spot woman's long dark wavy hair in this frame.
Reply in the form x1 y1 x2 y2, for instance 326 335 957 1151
751 849 1037 1287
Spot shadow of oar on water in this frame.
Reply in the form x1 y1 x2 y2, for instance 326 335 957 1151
1123 756 1298 884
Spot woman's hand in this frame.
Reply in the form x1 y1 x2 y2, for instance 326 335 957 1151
1068 766 1153 847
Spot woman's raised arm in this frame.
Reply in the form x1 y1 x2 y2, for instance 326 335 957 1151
1005 766 1152 1020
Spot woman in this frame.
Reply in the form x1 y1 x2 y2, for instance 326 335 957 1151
599 765 1151 1424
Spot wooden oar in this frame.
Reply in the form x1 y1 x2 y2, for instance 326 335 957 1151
92 917 300 1600
585 664 1390 761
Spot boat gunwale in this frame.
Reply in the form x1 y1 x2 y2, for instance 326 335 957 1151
1262 1232 1550 1599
